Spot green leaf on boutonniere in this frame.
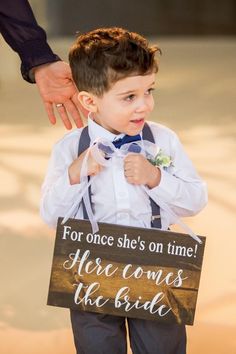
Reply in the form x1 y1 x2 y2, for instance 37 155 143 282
148 150 173 168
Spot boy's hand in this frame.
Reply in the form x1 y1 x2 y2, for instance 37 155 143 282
124 154 161 188
68 149 103 185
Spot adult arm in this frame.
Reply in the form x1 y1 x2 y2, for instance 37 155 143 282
0 0 84 128
0 0 60 82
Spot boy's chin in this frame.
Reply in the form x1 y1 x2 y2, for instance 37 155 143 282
127 120 145 135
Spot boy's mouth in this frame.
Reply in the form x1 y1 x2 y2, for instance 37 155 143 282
130 118 144 125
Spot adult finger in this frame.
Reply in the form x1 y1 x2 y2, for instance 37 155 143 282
72 93 89 118
44 102 56 125
63 99 84 128
56 104 73 130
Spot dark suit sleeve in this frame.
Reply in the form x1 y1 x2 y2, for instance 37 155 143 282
0 0 60 82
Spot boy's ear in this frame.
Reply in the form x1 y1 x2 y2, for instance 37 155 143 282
77 91 98 113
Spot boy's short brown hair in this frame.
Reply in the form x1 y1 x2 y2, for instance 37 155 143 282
69 27 160 96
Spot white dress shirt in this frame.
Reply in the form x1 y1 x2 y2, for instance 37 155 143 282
40 119 207 230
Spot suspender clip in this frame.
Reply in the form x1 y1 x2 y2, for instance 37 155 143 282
151 215 161 221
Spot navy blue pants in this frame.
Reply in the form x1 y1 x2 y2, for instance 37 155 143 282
70 310 186 354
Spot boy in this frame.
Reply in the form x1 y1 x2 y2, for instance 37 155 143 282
40 27 207 354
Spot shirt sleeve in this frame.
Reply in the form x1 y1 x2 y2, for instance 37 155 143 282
0 0 60 82
40 130 84 228
147 123 208 218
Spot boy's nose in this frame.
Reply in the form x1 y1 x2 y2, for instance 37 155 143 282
135 98 151 113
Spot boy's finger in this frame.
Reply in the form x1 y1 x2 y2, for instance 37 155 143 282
124 159 133 168
125 175 140 185
124 154 135 162
91 161 103 174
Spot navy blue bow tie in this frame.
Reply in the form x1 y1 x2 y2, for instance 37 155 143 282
113 134 141 149
97 134 142 157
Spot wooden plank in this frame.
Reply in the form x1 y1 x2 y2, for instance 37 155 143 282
47 218 206 325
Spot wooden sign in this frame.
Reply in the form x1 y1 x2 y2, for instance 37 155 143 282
47 218 206 325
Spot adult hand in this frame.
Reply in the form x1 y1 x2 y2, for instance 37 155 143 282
34 61 87 129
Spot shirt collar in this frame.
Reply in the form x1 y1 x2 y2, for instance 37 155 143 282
88 117 125 142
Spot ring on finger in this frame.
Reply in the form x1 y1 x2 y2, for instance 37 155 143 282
56 103 64 108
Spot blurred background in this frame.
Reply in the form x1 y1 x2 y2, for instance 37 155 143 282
0 1 236 353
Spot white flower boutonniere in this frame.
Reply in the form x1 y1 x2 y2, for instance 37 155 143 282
148 149 173 169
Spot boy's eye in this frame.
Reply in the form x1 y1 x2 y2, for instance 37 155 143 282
125 94 135 101
123 88 154 101
146 88 155 95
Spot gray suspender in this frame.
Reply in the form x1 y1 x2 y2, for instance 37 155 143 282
78 123 162 229
78 127 91 220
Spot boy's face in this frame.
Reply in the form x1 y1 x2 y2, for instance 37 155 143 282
92 73 155 136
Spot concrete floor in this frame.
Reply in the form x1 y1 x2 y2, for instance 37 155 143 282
0 37 236 354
